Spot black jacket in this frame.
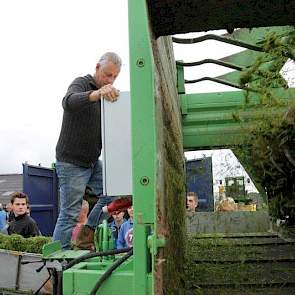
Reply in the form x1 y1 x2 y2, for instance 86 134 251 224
8 214 40 238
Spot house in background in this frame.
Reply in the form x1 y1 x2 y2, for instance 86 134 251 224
0 174 23 205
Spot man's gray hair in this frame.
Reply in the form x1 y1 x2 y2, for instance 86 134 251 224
99 52 122 68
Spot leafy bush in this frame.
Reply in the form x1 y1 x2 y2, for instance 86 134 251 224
0 233 52 253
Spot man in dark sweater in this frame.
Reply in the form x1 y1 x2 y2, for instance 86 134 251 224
53 52 121 250
7 192 40 238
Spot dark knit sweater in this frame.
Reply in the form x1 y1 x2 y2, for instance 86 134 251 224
56 75 102 167
8 214 40 238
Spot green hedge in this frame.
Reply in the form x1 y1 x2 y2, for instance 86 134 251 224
0 233 52 254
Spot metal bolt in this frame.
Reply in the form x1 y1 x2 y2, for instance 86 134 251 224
136 58 145 67
140 176 149 185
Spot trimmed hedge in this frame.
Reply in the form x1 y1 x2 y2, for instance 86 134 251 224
0 233 52 254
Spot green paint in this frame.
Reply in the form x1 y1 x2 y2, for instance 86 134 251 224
181 89 295 149
129 0 157 293
176 61 185 95
92 220 115 256
218 26 294 84
240 31 295 105
63 258 136 295
47 8 295 295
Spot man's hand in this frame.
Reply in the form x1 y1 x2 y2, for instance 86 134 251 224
89 84 119 102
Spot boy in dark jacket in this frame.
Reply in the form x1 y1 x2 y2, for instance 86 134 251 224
7 192 40 238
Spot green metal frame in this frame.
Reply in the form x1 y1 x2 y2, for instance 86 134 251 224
44 3 295 295
44 1 159 294
181 88 295 149
176 26 295 150
129 0 157 294
94 220 115 252
217 26 294 84
63 259 137 294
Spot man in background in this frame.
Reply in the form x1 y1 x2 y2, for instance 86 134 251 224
186 192 199 213
7 192 40 238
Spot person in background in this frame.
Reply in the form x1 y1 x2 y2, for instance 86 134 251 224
0 204 6 231
186 192 199 212
5 202 14 222
53 52 122 250
109 211 126 248
117 206 133 249
7 192 40 238
26 205 31 216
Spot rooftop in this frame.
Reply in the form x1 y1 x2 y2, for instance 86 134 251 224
0 174 23 205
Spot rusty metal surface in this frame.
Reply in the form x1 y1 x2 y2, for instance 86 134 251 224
148 1 295 37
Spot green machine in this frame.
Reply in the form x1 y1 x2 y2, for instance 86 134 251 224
41 1 295 294
42 220 134 295
225 176 248 203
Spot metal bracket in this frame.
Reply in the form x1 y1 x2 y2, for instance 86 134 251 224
180 94 188 115
185 76 243 90
176 60 185 94
176 59 244 71
42 241 89 260
172 34 263 52
147 234 166 256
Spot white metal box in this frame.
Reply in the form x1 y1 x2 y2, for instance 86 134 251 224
101 91 132 196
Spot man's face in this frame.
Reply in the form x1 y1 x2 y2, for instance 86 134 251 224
95 61 120 87
112 211 125 223
187 196 197 212
12 197 28 216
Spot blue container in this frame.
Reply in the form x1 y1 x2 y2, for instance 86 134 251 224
186 157 214 212
23 164 58 236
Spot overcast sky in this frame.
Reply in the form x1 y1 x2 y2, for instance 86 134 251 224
0 1 129 174
1 0 279 182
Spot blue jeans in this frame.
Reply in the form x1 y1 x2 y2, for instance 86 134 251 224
53 160 109 250
86 195 112 230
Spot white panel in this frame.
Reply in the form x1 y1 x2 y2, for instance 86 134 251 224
101 92 132 196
